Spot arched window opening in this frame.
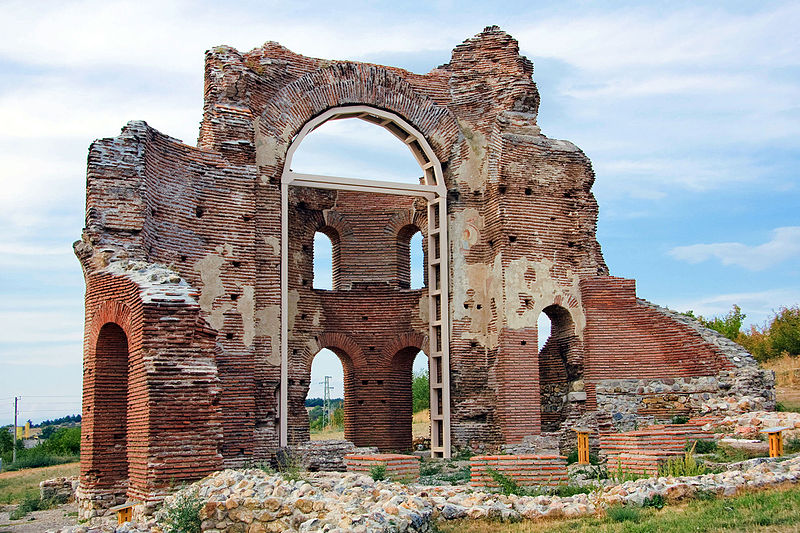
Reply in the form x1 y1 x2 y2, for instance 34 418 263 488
411 351 431 450
291 118 423 185
93 322 129 487
313 229 340 290
537 305 584 432
397 225 425 289
307 348 346 440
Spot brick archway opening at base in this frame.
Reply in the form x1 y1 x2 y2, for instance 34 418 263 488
89 322 129 488
538 304 585 432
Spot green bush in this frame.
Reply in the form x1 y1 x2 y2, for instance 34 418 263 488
9 494 48 520
606 504 640 523
160 490 203 533
689 439 718 454
369 464 387 481
412 370 430 413
671 415 690 425
643 494 666 509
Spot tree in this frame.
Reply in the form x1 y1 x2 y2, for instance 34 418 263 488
769 306 800 357
412 370 430 413
684 305 746 342
0 428 12 454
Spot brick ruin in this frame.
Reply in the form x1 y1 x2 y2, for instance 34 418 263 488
74 27 774 513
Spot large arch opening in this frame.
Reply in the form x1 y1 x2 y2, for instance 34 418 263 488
280 105 452 457
92 322 129 488
307 348 345 439
389 348 430 452
537 305 584 432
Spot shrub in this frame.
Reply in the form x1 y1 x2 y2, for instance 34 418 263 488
412 370 430 413
643 494 665 509
369 464 387 481
487 469 530 496
9 494 46 520
689 439 718 454
160 490 203 533
658 444 709 477
419 462 441 476
671 415 690 425
606 504 640 523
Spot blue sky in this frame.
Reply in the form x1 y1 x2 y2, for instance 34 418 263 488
0 0 798 422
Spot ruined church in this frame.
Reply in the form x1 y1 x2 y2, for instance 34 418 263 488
75 27 772 511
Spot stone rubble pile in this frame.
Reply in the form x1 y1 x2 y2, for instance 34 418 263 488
291 440 378 472
705 411 800 440
53 455 800 533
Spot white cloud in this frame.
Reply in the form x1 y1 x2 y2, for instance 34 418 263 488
669 227 800 270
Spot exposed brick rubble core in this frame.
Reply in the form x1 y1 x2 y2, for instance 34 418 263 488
75 26 773 513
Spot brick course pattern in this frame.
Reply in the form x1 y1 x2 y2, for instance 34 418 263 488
470 455 568 488
344 454 421 483
600 423 712 475
75 26 773 513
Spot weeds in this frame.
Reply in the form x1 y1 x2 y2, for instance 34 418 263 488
274 449 305 482
784 437 800 454
9 494 48 520
369 464 387 481
159 489 203 533
670 415 690 425
642 494 665 509
689 439 718 454
609 459 649 483
658 443 710 477
566 450 601 465
420 462 442 476
605 504 640 523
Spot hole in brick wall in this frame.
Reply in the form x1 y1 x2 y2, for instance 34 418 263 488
362 380 369 385
525 188 532 195
464 303 470 309
180 255 187 262
567 241 575 248
358 400 364 405
293 349 299 355
381 399 386 404
521 340 527 345
150 207 157 217
297 201 308 210
226 333 233 340
302 244 310 252
476 304 482 310
301 314 308 320
470 341 478 348
498 185 507 194
301 279 308 286
369 346 375 351
232 260 241 268
289 379 295 385
362 315 369 321
299 379 306 385
550 216 556 221
488 240 494 247
230 294 239 301
242 214 252 222
508 235 517 243
313 231 334 289
195 206 205 218
376 380 383 385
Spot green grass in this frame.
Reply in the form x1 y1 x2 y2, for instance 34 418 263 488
435 484 800 532
0 462 79 504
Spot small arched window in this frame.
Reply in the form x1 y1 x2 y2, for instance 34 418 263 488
313 228 340 289
397 225 424 289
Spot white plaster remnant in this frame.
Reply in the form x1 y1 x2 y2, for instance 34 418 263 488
255 304 281 366
503 256 585 338
254 125 286 173
454 124 488 192
288 289 301 331
238 285 256 347
264 236 280 256
194 250 230 331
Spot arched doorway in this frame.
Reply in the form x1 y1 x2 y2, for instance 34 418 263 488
280 106 452 457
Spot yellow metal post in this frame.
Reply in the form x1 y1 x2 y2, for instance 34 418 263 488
760 426 790 458
577 431 590 465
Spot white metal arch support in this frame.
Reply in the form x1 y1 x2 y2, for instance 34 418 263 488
278 105 452 458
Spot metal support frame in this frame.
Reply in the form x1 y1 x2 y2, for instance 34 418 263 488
278 105 451 457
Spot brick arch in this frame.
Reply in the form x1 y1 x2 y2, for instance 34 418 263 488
381 332 428 365
384 207 428 237
88 300 137 346
258 62 460 175
301 332 362 374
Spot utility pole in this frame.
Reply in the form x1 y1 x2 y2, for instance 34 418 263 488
322 376 333 430
12 397 19 464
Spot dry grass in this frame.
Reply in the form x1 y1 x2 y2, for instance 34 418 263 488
762 354 800 411
0 462 79 504
309 409 431 442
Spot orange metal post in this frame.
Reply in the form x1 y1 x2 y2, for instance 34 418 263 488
577 431 590 465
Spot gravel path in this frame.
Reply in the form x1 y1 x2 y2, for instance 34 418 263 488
0 502 78 533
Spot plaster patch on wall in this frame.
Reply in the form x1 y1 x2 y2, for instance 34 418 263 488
255 304 281 366
288 289 300 332
454 123 487 191
264 236 280 256
254 127 286 173
418 294 429 323
237 285 256 347
194 252 230 331
503 256 585 337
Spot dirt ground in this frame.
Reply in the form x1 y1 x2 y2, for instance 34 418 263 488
0 502 78 533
